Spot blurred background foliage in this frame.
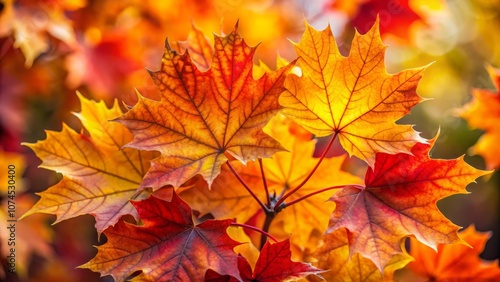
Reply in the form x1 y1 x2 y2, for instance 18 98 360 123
0 0 499 281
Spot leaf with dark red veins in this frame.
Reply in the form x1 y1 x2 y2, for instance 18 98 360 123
81 193 241 282
252 239 322 281
327 135 491 271
118 24 293 189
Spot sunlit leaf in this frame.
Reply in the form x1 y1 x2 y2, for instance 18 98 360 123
118 24 293 188
22 94 156 234
280 18 427 167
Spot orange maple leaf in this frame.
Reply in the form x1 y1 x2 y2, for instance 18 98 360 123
312 228 411 282
22 94 156 234
81 193 241 282
403 225 500 281
326 135 490 271
118 24 293 188
460 66 500 169
280 18 427 167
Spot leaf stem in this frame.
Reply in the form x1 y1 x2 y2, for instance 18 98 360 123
259 214 275 249
274 131 339 210
230 222 278 243
258 159 271 207
226 161 269 212
283 184 360 208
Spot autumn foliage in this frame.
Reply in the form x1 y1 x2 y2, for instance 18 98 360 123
2 0 500 281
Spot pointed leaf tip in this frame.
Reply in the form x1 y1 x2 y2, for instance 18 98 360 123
164 37 172 50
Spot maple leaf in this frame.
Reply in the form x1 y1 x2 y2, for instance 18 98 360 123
205 239 322 282
460 66 500 169
311 228 411 282
326 135 490 271
81 193 241 282
280 18 427 167
22 93 156 234
178 115 362 248
117 24 293 188
403 225 500 281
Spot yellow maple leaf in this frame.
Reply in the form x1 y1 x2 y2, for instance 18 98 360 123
22 93 156 234
280 18 427 167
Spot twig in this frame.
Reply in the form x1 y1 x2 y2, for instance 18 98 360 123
258 159 271 207
226 161 269 212
274 131 339 210
230 222 278 243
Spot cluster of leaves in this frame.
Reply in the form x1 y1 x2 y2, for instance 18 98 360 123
21 13 500 282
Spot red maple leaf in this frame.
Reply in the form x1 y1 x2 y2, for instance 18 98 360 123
81 193 241 281
327 136 489 270
205 239 322 282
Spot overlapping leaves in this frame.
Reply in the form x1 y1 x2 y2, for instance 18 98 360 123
178 115 361 249
20 18 495 282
